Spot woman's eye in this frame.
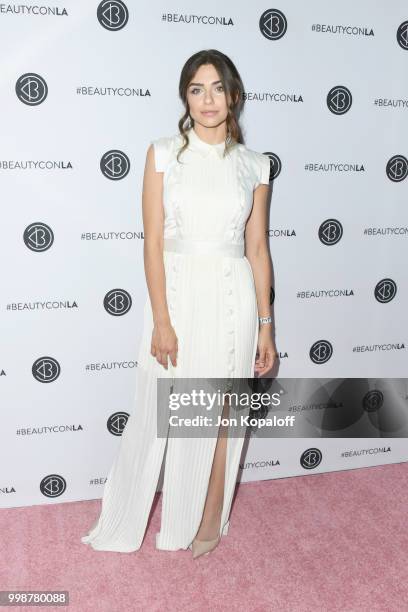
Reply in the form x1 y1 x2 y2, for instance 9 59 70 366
190 86 224 95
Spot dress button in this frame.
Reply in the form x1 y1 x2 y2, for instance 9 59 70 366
223 268 231 277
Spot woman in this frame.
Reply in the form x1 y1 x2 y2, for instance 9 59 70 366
81 49 278 559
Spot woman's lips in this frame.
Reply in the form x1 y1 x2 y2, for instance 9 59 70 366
201 111 218 116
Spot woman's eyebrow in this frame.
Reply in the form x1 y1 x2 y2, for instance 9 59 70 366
188 80 222 86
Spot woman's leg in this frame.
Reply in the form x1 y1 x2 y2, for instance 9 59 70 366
194 397 230 540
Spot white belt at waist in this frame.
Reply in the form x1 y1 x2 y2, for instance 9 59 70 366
163 238 245 258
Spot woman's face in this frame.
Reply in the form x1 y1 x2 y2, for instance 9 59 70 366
186 63 229 130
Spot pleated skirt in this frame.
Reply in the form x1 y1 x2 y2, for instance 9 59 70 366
81 249 259 551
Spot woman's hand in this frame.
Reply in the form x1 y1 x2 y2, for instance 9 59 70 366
254 325 279 376
151 321 178 370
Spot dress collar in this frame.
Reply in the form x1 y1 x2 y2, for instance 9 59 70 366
186 126 231 159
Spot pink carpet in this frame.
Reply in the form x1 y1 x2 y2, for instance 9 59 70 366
2 462 407 611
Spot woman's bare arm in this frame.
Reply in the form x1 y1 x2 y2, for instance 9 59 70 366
245 183 278 375
244 183 272 321
142 144 170 325
141 144 178 369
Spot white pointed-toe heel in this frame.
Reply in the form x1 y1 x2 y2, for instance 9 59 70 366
190 535 221 559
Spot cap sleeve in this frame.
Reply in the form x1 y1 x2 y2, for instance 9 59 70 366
150 136 173 173
255 152 271 188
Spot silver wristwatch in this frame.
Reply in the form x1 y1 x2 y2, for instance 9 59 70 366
259 316 272 325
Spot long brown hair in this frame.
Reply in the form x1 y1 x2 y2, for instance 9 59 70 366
176 49 245 163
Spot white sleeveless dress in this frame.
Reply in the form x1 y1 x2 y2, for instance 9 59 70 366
81 126 271 552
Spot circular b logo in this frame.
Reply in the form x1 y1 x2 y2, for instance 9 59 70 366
300 448 322 470
386 155 408 182
309 340 333 364
100 150 131 180
327 86 352 115
318 219 343 246
32 357 61 383
16 73 48 105
264 152 281 180
363 390 384 412
396 21 408 50
107 412 130 435
259 9 287 40
97 0 129 31
40 474 67 498
374 278 397 303
104 289 132 315
23 222 54 252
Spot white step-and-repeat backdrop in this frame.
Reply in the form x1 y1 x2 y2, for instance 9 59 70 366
1 1 407 508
